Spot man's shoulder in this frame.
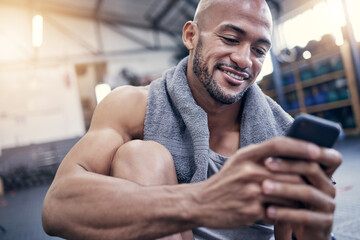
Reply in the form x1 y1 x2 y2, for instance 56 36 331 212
90 85 149 139
110 85 149 103
102 85 149 121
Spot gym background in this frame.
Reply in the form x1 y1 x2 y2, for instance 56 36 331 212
0 0 359 239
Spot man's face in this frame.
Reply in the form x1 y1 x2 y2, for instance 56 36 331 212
191 0 272 104
193 36 251 104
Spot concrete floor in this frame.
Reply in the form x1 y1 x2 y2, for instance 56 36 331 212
0 136 359 240
332 137 360 240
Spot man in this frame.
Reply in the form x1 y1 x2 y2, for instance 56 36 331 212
42 0 342 239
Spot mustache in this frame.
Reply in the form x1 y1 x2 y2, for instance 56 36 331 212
215 62 253 79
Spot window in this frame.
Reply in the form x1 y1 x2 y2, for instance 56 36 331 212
258 0 360 80
278 0 359 50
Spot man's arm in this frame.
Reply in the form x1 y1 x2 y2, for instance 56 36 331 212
42 86 199 239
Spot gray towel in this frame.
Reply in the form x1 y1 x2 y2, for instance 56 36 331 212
144 57 293 183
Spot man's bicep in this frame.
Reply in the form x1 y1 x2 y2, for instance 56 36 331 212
56 128 125 177
55 86 147 177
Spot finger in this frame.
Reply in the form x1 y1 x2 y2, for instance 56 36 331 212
265 158 336 197
266 206 333 229
274 222 292 240
262 180 336 212
317 148 342 177
238 137 322 163
250 137 342 178
263 195 301 208
268 171 304 184
237 162 304 187
221 160 274 184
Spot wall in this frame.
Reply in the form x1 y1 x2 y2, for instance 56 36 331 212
0 64 85 148
0 4 178 149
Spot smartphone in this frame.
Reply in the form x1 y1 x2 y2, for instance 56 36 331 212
286 114 341 185
286 113 342 148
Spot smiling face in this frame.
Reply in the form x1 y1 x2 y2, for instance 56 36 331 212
192 35 252 104
184 0 273 105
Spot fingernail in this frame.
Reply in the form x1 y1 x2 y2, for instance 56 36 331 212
263 180 275 194
325 148 341 159
308 143 320 159
265 157 281 170
267 207 277 218
264 157 273 165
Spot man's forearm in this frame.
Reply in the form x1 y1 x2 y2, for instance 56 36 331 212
42 171 199 240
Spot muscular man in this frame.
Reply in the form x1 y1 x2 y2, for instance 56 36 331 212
42 0 342 239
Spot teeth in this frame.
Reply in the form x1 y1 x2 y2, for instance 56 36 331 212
225 71 244 80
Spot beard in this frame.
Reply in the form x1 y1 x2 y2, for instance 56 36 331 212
192 38 250 105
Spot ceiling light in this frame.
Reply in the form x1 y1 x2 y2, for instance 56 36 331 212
32 14 43 48
303 51 312 60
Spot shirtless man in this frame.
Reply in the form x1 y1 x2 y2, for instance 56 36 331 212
42 0 342 239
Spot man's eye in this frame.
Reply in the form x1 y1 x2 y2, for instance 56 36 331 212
254 48 266 57
222 37 238 44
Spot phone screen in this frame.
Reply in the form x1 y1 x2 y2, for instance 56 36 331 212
286 114 342 148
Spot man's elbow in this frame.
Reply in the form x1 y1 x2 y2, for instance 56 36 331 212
42 213 54 236
42 193 61 237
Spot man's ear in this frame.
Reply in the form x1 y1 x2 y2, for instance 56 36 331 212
182 21 198 50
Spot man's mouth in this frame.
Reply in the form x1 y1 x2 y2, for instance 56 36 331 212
224 70 244 81
218 66 251 86
218 64 251 81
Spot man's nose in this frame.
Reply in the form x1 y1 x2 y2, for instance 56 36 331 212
230 43 252 69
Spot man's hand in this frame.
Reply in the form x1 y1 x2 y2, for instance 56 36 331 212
193 137 341 238
195 160 273 228
262 137 342 240
193 137 324 229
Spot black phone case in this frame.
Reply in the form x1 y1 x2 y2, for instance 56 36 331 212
286 114 342 148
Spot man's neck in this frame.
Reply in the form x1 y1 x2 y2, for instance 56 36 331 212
207 101 242 130
207 101 243 157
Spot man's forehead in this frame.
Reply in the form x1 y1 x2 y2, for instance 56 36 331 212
194 0 273 30
196 0 270 11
